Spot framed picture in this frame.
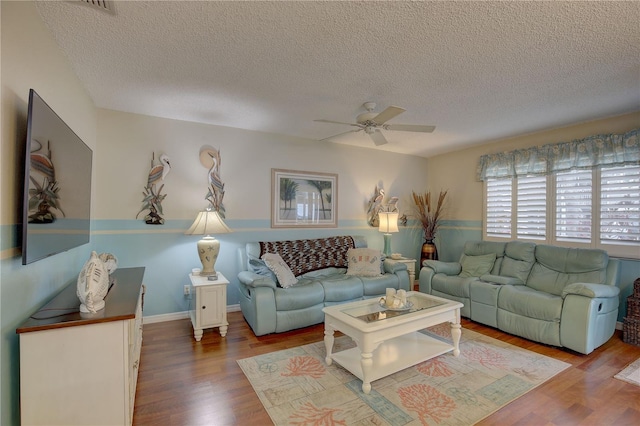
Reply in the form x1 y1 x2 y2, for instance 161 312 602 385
271 169 338 228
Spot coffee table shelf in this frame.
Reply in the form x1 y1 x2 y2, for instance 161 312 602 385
330 331 453 384
323 291 462 394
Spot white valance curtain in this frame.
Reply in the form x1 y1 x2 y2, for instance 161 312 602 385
476 128 639 181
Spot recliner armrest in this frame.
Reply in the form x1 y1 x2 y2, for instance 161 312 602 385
562 282 620 299
238 271 278 289
422 260 461 276
480 274 524 286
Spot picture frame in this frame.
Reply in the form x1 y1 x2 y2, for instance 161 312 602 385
271 169 338 228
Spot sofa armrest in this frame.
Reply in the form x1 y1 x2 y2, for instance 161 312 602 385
560 282 620 354
238 271 278 290
383 259 408 274
480 274 524 286
422 260 462 276
562 282 620 299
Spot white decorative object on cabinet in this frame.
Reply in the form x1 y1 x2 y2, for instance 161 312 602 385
17 267 145 426
388 257 417 289
189 272 230 341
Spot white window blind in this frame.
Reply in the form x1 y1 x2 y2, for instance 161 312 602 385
517 175 546 240
600 165 640 244
556 169 592 243
486 178 512 238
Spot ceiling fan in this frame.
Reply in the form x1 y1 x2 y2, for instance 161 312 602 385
314 102 435 146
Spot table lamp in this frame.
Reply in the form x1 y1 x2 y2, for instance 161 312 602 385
378 211 399 256
185 207 232 279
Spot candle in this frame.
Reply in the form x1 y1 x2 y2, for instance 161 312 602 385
397 289 407 306
385 288 396 307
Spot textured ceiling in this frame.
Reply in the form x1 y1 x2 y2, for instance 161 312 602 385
34 1 640 157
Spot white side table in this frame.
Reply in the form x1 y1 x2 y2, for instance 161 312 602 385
188 272 230 341
388 257 417 290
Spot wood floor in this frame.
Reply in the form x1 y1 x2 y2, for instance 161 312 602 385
133 312 640 425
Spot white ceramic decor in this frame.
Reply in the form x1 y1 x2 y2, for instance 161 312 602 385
77 251 110 313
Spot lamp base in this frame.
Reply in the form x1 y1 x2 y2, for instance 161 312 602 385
197 235 220 277
383 233 393 256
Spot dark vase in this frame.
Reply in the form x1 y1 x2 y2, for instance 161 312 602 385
420 238 438 266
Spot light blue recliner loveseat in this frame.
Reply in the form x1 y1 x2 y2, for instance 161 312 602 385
238 235 410 336
419 240 620 354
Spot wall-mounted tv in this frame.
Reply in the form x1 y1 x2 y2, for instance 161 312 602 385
22 89 93 265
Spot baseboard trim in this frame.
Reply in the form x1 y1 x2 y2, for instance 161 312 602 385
144 308 625 334
143 304 241 324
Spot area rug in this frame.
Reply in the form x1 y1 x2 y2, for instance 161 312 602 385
614 357 640 387
238 324 570 425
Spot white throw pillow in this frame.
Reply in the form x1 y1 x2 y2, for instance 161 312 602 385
346 248 382 277
261 253 298 288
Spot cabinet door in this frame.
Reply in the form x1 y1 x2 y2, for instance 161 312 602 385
199 285 225 327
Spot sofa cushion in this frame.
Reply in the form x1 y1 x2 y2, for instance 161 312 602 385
259 236 355 276
320 274 364 302
262 253 298 288
346 248 382 277
498 285 563 322
500 241 536 282
360 274 401 296
527 245 609 296
459 253 496 278
432 275 477 298
463 241 506 274
301 267 347 279
274 281 325 311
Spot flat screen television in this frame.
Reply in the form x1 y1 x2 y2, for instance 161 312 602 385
22 89 93 265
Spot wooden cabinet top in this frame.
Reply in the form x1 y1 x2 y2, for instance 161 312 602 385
16 267 145 334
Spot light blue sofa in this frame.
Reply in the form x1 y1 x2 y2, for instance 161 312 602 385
419 241 620 354
238 235 410 336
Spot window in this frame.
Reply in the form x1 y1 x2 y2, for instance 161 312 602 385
556 169 592 243
485 178 512 238
517 175 546 240
484 164 640 258
600 165 640 245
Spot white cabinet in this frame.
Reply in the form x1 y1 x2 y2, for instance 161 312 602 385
17 267 145 426
189 272 229 341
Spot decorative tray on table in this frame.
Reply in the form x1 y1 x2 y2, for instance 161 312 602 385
379 299 413 311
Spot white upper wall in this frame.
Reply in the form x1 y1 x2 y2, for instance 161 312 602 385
1 1 97 226
427 112 640 221
1 2 98 425
95 108 430 222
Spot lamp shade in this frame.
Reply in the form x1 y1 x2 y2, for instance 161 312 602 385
185 209 231 278
378 211 399 234
185 209 232 236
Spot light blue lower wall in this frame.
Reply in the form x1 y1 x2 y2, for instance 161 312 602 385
91 219 426 317
92 217 640 321
1 223 92 426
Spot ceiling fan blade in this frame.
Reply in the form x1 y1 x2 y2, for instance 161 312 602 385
314 119 362 128
319 128 362 141
384 124 436 133
372 106 406 125
369 130 388 146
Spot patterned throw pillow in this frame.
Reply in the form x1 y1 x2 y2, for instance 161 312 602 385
346 248 382 277
262 253 298 288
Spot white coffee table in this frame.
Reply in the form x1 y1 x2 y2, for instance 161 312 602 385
323 291 463 394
